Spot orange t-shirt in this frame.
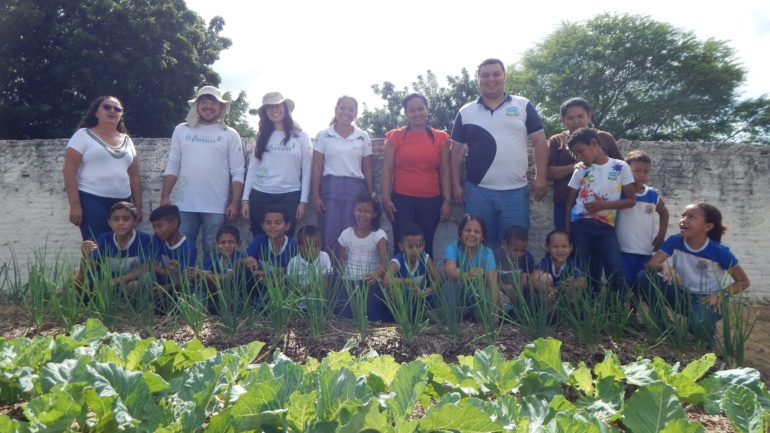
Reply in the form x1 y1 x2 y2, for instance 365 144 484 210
384 127 449 197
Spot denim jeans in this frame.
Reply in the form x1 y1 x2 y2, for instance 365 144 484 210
635 270 721 340
464 182 529 248
570 218 625 293
178 211 224 261
553 203 567 231
78 190 131 241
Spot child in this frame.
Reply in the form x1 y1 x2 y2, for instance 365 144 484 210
76 201 152 288
616 150 669 287
443 215 501 315
493 225 535 298
336 193 390 322
565 128 636 293
637 203 750 340
245 204 298 276
287 225 333 295
386 223 442 297
149 204 197 291
531 230 586 300
186 224 249 288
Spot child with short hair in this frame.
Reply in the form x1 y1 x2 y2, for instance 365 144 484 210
616 150 669 287
493 225 535 297
287 225 333 295
443 215 502 315
336 193 390 322
531 230 586 300
565 128 636 292
386 223 442 297
186 224 249 286
245 204 298 275
149 204 197 291
76 201 152 288
637 203 750 340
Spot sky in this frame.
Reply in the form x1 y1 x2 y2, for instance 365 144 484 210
184 0 770 136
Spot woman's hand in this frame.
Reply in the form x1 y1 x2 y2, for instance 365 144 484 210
382 198 397 222
440 200 452 222
240 201 250 220
296 202 307 222
69 204 84 226
313 195 325 218
364 271 379 285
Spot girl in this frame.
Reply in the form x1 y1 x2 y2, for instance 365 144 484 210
443 215 501 315
546 98 622 230
637 203 750 339
381 93 452 256
241 92 312 237
336 194 390 322
531 229 587 300
63 96 142 241
311 96 375 254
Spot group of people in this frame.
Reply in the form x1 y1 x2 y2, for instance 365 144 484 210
63 58 750 339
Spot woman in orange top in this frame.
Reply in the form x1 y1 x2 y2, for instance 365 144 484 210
381 93 452 256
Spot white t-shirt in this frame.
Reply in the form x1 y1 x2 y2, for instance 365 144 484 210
164 123 246 214
617 186 661 255
568 158 634 227
242 130 312 202
287 251 333 287
313 126 372 178
66 128 136 198
337 227 387 280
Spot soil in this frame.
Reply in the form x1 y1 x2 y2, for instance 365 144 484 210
2 302 769 432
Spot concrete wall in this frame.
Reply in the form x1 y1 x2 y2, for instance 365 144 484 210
1 138 768 300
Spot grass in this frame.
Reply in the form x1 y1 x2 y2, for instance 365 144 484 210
379 268 430 344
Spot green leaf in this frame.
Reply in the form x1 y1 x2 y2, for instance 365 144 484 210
723 384 764 433
286 390 317 432
386 361 427 421
659 419 705 433
681 353 716 382
594 352 625 381
352 354 399 389
622 381 685 433
316 368 368 422
339 397 395 433
220 341 265 374
568 362 595 396
520 372 563 400
621 359 659 386
548 410 603 433
0 415 30 433
467 346 527 396
701 368 764 414
520 395 550 429
666 373 706 405
39 357 91 393
23 386 81 433
523 338 569 382
70 319 110 344
419 398 502 432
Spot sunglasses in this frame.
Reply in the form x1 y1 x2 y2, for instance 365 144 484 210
101 104 123 113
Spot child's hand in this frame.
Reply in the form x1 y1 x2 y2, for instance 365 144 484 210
652 233 665 251
243 257 259 274
466 267 485 280
703 292 722 315
185 267 202 279
80 240 96 257
584 194 607 213
166 259 179 273
364 271 379 285
659 264 681 285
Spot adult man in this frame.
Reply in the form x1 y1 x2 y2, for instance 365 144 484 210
450 58 548 247
160 86 245 259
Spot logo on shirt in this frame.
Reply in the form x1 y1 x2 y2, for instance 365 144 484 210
185 134 220 144
696 260 709 271
505 107 520 117
645 204 654 214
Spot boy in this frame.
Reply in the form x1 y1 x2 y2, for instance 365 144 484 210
76 201 152 288
493 225 535 298
565 128 636 293
287 225 333 297
149 204 197 292
245 205 298 277
616 150 669 287
186 224 249 286
385 223 442 297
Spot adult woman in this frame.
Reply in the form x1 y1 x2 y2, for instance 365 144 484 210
311 96 374 253
241 92 311 237
547 98 622 229
63 96 141 241
382 93 451 256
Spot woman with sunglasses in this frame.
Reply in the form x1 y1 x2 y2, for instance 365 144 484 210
63 96 142 241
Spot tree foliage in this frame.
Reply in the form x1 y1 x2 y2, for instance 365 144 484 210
0 0 233 139
224 91 257 138
506 13 748 142
358 69 477 138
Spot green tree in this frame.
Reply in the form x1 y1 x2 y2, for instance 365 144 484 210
506 13 747 141
224 90 257 138
358 69 477 138
722 96 770 144
0 0 232 139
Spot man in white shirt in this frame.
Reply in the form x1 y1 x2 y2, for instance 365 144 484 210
160 86 245 259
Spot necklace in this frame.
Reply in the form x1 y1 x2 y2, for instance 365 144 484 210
87 129 129 159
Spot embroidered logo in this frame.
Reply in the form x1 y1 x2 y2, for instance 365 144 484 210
696 260 709 271
645 204 654 214
505 107 520 117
